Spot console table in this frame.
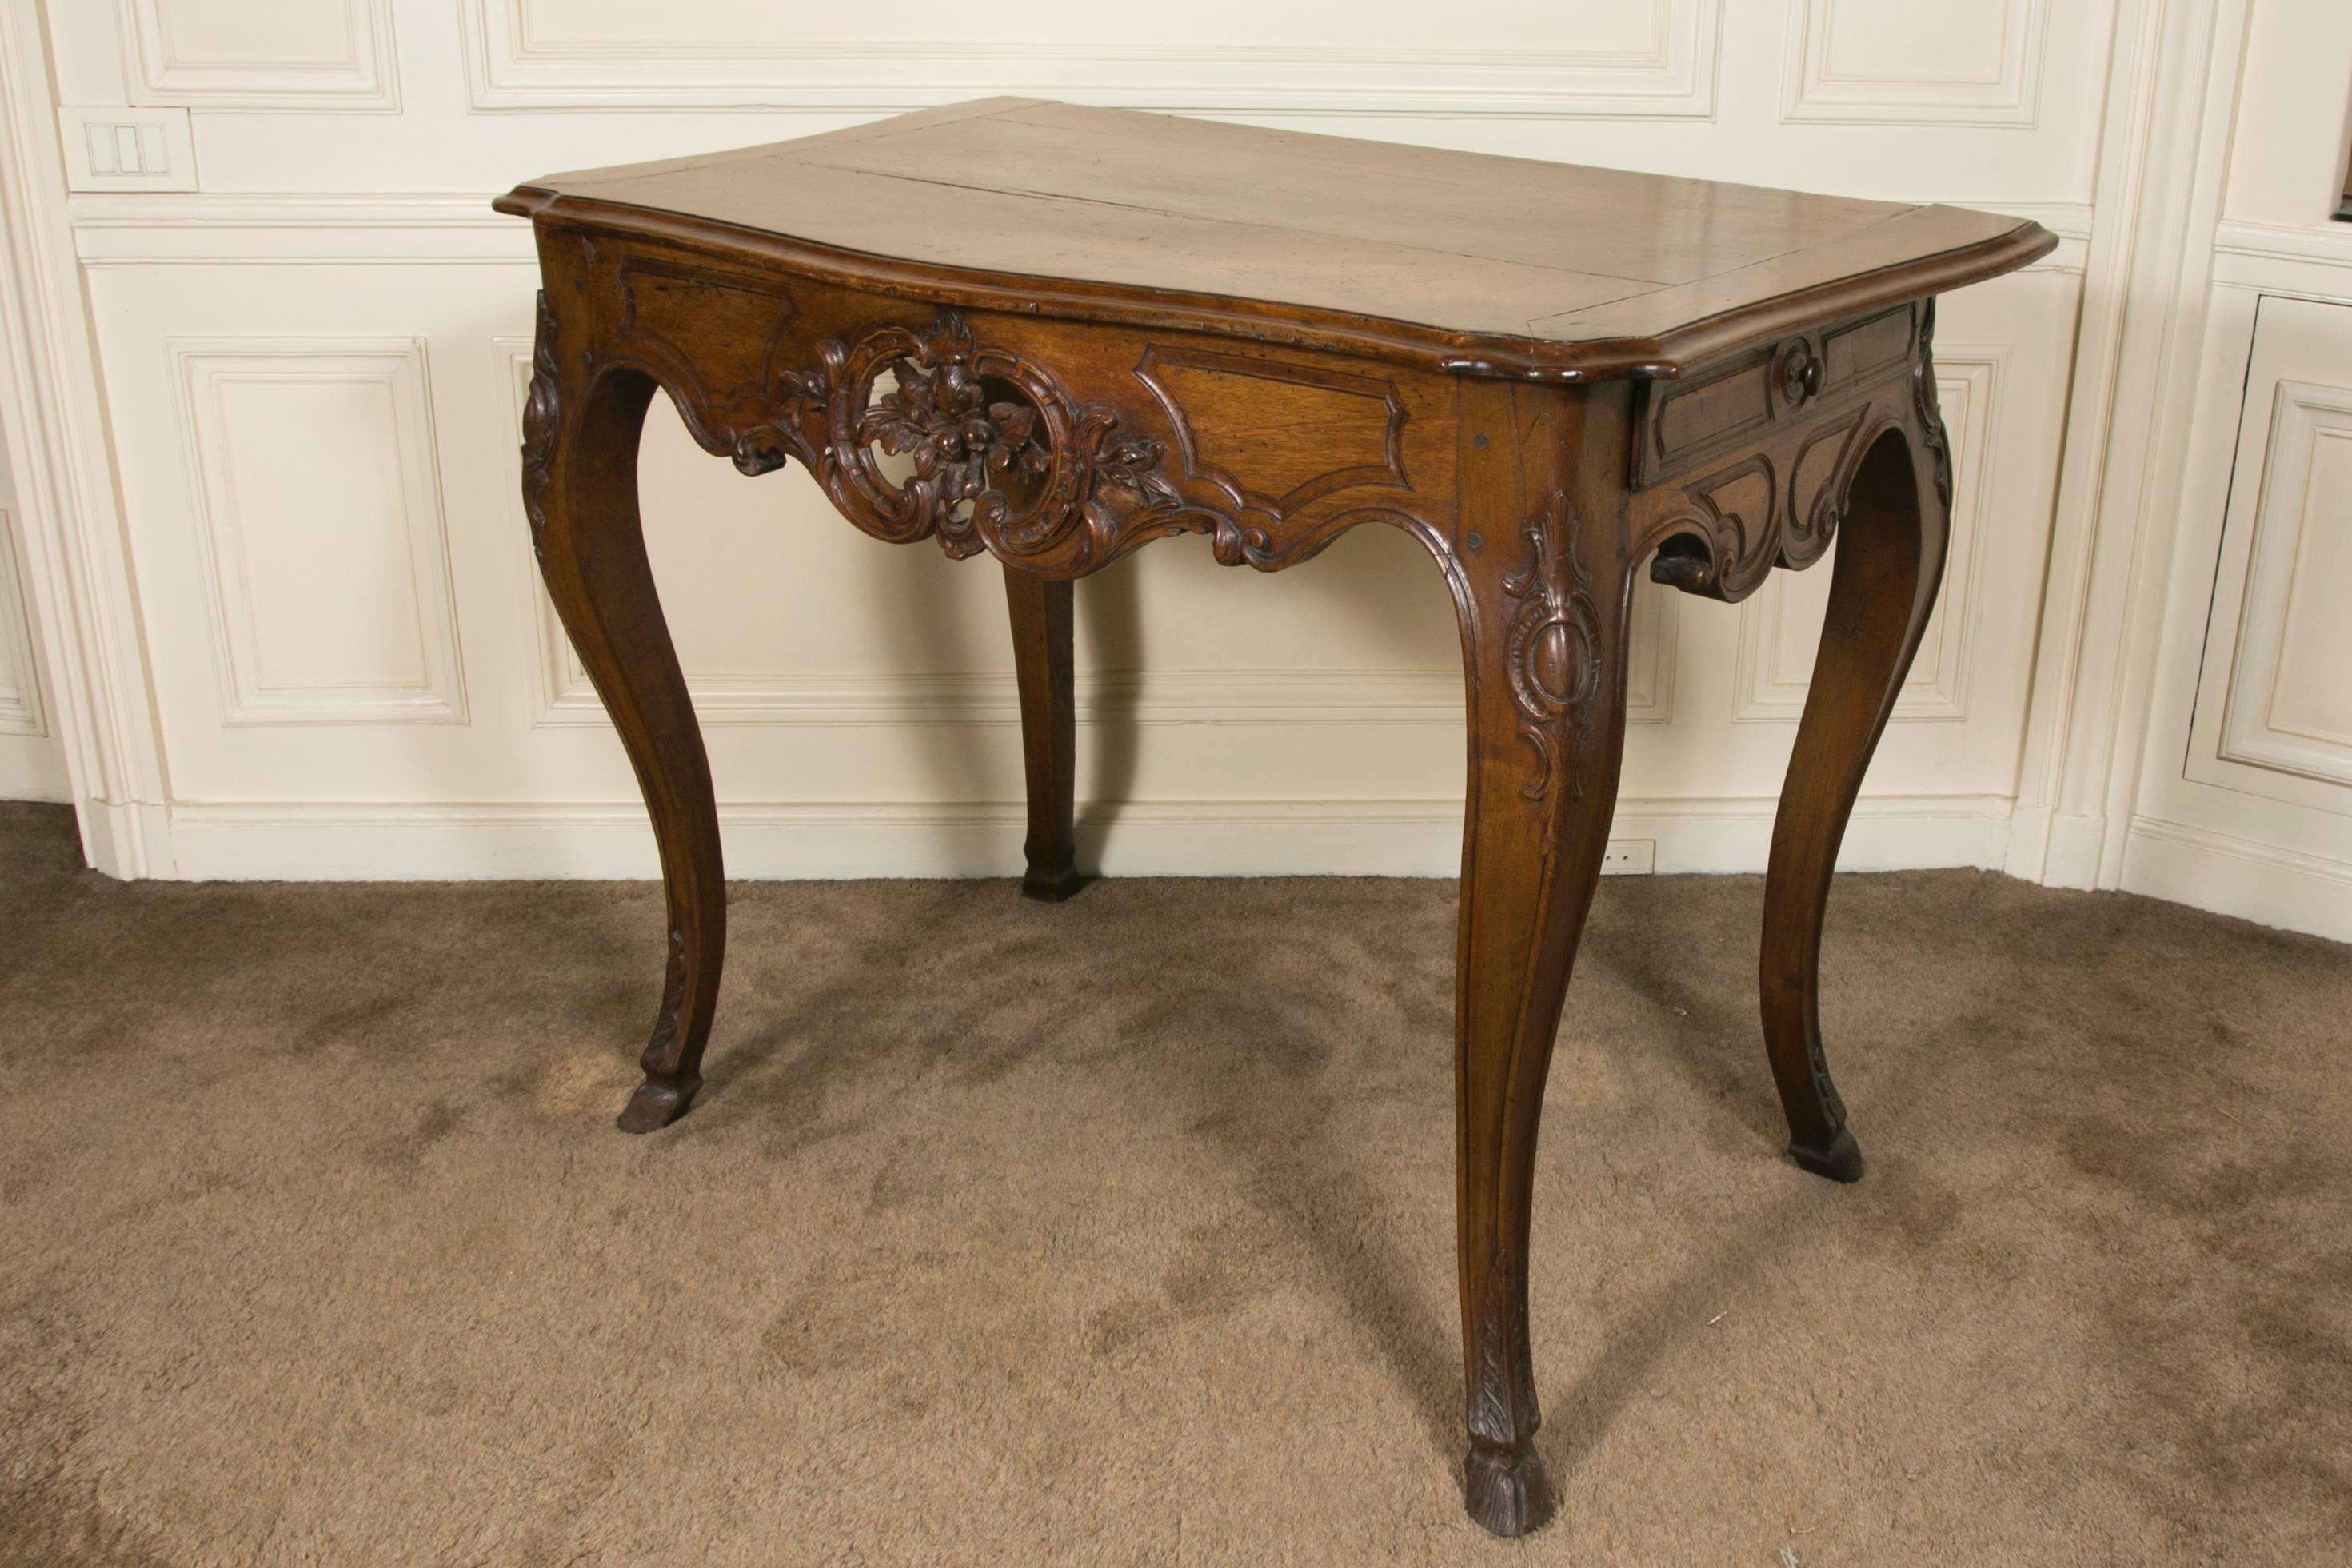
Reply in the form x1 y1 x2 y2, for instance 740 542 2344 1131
495 101 2053 1537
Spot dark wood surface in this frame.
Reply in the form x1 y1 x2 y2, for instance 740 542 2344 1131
497 98 2052 381
501 105 2049 1538
1003 565 1083 903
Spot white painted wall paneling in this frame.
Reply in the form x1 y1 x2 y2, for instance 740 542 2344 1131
2220 0 2352 225
2104 0 2352 940
2197 364 2352 800
0 445 71 796
1781 0 2049 126
460 0 1723 116
38 0 2127 881
147 1 2118 211
0 506 49 742
119 0 399 110
2001 0 2257 894
0 0 168 849
2126 289 2352 940
170 337 464 725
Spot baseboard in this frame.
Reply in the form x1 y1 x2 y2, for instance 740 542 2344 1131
2122 816 2352 943
71 796 169 879
159 793 2017 882
2002 800 2053 880
2037 811 2109 889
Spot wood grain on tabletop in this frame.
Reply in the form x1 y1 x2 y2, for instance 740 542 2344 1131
504 98 2052 373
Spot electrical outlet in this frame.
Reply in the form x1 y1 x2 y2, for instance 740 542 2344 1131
58 107 196 193
1600 839 1655 876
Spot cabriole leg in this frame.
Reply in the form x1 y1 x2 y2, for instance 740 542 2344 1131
1003 565 1084 902
523 293 726 1134
1440 386 1635 1538
1759 423 1950 1181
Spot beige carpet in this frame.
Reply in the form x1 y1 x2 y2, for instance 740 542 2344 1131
2 800 2347 1566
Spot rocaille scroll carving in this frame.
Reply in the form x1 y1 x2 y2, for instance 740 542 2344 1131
658 306 1420 577
669 309 1178 578
1641 353 1927 604
521 289 560 553
784 312 1184 574
1500 491 1603 809
1642 399 1879 606
1912 300 1955 514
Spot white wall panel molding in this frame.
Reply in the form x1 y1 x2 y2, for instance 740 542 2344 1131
70 194 530 265
2006 0 2253 888
170 337 467 726
457 0 1722 116
521 602 1678 732
1732 351 2001 724
1623 581 1679 726
2208 378 2352 792
538 663 1470 731
118 0 398 111
2214 219 2352 267
2172 296 2352 824
0 0 170 868
2210 219 2352 301
1782 0 2050 126
161 788 2015 882
0 505 46 736
2125 284 2352 936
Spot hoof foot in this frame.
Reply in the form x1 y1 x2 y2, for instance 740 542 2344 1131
1019 864 1089 904
1464 1442 1555 1538
1789 1125 1864 1183
617 1077 697 1135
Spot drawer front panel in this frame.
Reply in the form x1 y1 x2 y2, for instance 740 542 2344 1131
1634 301 1921 489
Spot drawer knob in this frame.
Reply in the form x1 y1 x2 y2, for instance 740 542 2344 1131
1778 341 1823 405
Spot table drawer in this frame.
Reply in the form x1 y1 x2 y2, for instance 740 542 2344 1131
1627 309 1927 604
1631 301 1921 489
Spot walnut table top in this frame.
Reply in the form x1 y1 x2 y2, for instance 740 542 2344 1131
500 97 2047 380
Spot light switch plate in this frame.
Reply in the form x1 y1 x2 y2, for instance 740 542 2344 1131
58 107 195 192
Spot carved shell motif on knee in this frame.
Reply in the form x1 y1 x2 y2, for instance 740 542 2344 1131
1500 491 1604 807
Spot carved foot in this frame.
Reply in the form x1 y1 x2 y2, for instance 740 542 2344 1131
1019 865 1089 904
1464 1442 1556 1538
617 1075 699 1135
1788 1125 1864 1183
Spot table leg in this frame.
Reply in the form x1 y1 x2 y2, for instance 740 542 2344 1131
1759 422 1950 1181
1003 565 1084 902
525 305 726 1135
1446 486 1633 1538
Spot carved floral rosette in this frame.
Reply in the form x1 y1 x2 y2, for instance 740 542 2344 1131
747 311 1188 577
